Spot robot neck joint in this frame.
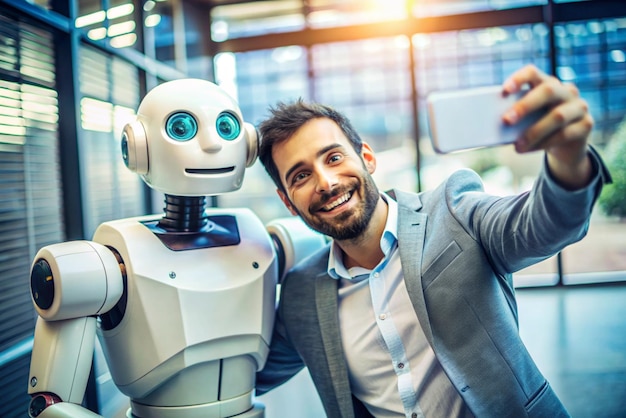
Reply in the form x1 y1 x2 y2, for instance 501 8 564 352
158 195 209 232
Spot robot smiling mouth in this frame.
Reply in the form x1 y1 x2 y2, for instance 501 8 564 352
185 167 235 175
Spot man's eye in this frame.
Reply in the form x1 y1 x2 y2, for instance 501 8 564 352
292 172 309 184
329 154 342 163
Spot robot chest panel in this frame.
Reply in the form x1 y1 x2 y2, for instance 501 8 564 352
97 225 277 387
122 228 276 317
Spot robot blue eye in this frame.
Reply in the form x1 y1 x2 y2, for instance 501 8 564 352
166 112 198 141
121 132 130 167
216 112 241 141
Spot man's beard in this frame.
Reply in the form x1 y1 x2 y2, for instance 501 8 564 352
295 172 380 241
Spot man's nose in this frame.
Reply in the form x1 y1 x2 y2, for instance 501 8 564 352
315 168 337 193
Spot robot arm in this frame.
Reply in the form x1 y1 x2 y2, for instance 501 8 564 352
28 241 124 418
266 217 328 282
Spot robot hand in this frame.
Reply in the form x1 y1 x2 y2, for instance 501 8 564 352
28 241 124 417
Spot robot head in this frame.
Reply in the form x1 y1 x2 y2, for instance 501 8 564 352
121 79 258 196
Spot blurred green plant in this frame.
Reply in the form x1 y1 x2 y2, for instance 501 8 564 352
598 119 626 219
469 148 499 175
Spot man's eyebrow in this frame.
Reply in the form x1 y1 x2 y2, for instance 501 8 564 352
283 142 344 184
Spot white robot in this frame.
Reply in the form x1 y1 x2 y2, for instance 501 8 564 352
26 79 325 418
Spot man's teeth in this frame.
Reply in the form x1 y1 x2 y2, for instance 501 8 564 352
322 193 351 211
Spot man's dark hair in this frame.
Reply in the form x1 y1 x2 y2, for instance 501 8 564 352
258 99 363 194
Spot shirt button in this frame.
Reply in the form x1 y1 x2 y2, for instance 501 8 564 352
398 362 404 369
379 313 387 320
373 272 379 278
412 414 417 418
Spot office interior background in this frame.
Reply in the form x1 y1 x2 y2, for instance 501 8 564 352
0 0 625 417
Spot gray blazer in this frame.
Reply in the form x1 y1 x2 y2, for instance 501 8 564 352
257 151 609 418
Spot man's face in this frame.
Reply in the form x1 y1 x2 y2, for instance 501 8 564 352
272 117 380 241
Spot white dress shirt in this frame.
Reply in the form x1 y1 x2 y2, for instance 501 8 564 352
328 194 473 418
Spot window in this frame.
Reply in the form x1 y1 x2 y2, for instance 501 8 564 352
0 11 63 418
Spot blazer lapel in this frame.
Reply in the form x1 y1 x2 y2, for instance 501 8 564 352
315 273 355 418
393 190 434 344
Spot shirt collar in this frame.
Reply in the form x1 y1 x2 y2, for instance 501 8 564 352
328 192 398 280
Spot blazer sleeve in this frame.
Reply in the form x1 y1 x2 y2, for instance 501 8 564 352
445 146 611 275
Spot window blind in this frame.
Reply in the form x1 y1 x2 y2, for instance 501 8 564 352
0 9 63 418
78 45 144 238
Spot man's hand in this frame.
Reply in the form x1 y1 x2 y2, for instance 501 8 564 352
502 64 593 190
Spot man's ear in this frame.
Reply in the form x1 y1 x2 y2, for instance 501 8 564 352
277 189 298 216
361 142 377 174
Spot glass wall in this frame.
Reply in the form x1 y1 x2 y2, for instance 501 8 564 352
211 0 306 39
214 5 626 287
556 17 626 284
412 0 546 17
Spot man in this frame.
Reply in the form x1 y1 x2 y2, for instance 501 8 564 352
254 65 611 417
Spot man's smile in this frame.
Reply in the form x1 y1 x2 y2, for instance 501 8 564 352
320 191 352 212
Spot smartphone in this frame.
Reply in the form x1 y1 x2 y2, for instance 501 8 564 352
426 85 544 154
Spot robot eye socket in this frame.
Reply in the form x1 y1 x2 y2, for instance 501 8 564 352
216 112 241 141
166 112 198 141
